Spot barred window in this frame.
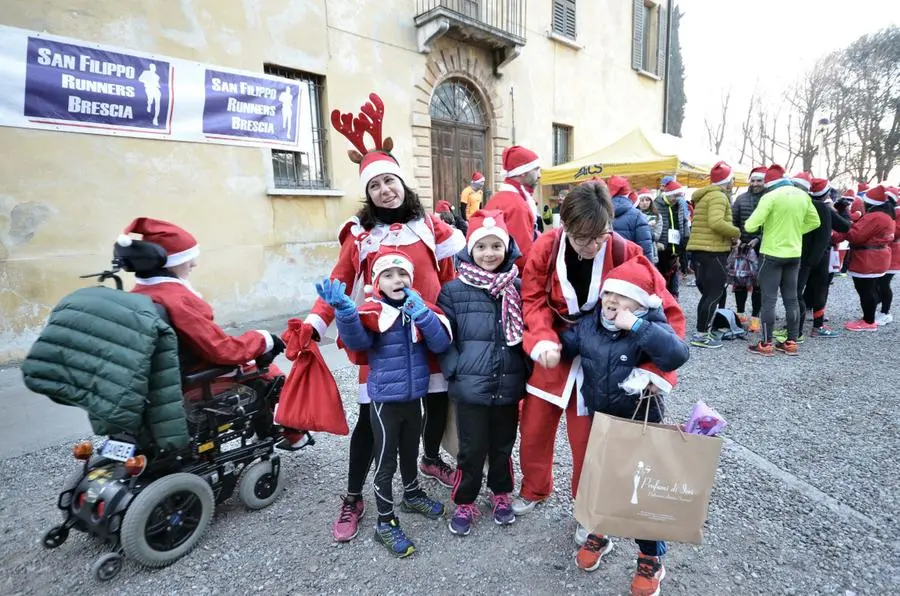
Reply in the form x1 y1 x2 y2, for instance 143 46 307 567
552 123 573 165
264 65 330 189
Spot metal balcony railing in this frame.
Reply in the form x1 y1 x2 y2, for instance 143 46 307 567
415 0 526 44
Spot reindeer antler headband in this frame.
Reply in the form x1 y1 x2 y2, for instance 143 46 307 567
331 93 395 165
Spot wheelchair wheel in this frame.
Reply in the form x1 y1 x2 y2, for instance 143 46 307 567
120 473 214 568
237 459 284 510
91 552 123 581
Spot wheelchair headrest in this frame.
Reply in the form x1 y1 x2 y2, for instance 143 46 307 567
114 240 168 273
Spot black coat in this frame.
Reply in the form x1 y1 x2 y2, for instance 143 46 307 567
802 200 850 266
732 190 763 244
436 242 529 406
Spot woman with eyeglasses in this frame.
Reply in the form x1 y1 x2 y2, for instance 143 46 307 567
511 181 686 539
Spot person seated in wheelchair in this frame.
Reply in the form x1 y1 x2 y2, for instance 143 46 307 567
117 217 313 451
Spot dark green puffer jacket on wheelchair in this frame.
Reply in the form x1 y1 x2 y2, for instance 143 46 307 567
21 286 190 450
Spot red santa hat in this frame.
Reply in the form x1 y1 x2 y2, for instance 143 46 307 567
709 161 733 185
764 164 787 187
471 171 485 184
748 166 767 182
863 185 888 206
810 178 831 198
663 180 684 197
117 217 199 268
637 187 654 200
841 188 856 200
885 187 899 203
607 175 632 197
466 209 510 252
369 247 415 291
857 182 870 195
330 93 406 192
601 258 663 310
501 145 540 178
792 171 813 191
435 200 452 213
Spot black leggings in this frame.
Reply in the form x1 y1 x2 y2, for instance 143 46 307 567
798 255 831 332
852 277 880 324
877 274 895 314
370 401 424 522
694 252 730 333
346 391 449 497
734 286 761 317
452 402 518 505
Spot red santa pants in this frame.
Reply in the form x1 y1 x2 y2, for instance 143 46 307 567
518 389 592 502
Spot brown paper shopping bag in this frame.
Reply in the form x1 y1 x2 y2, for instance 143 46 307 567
574 412 723 544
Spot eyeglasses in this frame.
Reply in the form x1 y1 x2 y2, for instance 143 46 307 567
568 230 612 248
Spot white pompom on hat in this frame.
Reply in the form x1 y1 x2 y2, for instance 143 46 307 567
466 209 510 253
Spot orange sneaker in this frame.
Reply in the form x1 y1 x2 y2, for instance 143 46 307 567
631 554 666 596
774 340 799 355
747 317 761 333
575 533 613 572
748 341 775 357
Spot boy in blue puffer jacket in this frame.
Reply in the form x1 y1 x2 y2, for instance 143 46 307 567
560 257 689 596
316 247 451 558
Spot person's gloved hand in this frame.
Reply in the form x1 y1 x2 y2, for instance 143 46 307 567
401 287 429 319
256 335 285 369
315 278 356 316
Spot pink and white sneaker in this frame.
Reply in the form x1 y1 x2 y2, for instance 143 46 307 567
419 457 455 488
844 319 878 332
331 496 365 542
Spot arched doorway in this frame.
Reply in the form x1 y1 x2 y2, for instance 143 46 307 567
429 79 488 209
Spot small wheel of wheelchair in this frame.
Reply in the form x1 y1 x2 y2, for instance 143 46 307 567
42 526 69 549
237 459 284 510
91 552 123 582
120 473 214 568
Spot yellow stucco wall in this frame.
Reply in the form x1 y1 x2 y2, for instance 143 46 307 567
0 0 664 362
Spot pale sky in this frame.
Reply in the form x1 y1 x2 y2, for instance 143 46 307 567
678 0 899 166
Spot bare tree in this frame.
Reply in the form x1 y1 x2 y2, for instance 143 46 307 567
703 90 731 154
738 92 759 164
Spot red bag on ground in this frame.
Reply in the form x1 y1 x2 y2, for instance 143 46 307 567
274 319 349 436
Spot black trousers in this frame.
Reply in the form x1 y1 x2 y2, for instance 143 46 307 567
877 273 895 313
656 249 681 298
451 402 519 505
734 285 761 317
852 276 880 324
693 251 730 333
371 400 424 522
798 254 831 332
757 255 801 343
422 391 449 461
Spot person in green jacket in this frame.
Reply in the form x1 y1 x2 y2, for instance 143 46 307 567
744 165 821 356
685 161 741 349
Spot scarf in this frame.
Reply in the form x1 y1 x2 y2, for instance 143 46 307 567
457 261 524 346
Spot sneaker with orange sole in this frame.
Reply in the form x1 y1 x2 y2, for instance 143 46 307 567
775 340 799 355
631 554 666 596
575 533 613 572
845 319 878 332
748 341 775 356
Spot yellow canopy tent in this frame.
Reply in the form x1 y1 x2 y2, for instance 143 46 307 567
541 128 750 190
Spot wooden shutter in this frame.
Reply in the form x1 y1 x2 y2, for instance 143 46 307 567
553 0 576 39
656 3 668 77
632 0 644 70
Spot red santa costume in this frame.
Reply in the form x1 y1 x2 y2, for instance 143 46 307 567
304 93 465 403
888 187 900 275
123 217 277 371
518 225 685 503
484 145 541 272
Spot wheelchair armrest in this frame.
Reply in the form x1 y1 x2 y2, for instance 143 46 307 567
182 366 241 386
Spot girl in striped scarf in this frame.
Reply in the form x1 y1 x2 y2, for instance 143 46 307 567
436 210 529 536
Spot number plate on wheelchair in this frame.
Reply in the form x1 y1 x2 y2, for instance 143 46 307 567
100 440 136 462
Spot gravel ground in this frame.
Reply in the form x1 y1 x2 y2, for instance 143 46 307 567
1 275 897 595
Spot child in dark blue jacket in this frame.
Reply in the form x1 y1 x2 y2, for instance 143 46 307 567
560 257 689 596
316 247 451 558
437 210 529 536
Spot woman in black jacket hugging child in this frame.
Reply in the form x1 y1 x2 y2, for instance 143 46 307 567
437 210 529 536
316 246 451 558
560 257 689 596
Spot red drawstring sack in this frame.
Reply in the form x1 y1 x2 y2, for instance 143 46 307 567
274 319 349 436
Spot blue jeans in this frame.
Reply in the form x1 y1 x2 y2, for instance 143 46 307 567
637 539 667 557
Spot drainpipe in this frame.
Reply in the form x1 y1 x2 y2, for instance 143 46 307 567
662 0 674 134
509 86 516 144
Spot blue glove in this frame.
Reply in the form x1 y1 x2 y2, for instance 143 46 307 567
315 278 356 316
401 287 429 319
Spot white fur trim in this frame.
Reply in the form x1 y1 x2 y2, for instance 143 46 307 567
712 172 733 185
811 185 831 197
885 189 898 202
529 339 561 361
116 234 133 247
165 244 200 268
793 178 812 191
601 278 662 309
467 225 510 252
435 228 466 260
663 188 685 197
360 158 404 189
638 367 673 393
748 172 765 181
304 313 328 340
637 192 655 200
863 196 886 206
255 330 274 352
503 157 541 178
133 275 203 298
619 368 673 397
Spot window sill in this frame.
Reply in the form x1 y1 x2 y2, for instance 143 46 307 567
267 188 345 198
547 31 583 50
635 69 662 82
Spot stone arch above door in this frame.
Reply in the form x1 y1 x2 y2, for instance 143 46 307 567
410 43 510 209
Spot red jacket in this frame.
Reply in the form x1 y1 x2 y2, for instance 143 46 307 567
521 229 685 414
833 210 895 277
484 181 538 272
890 208 900 274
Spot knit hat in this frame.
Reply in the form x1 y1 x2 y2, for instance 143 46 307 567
501 145 540 178
749 166 767 182
466 209 510 252
660 175 676 187
370 247 415 289
863 185 888 206
331 93 406 192
810 178 831 197
471 171 485 184
117 217 199 268
663 180 684 197
435 200 452 213
710 161 733 185
601 258 663 309
764 164 787 187
607 175 632 197
792 172 812 191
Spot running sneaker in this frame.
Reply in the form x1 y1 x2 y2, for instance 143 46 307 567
875 312 893 326
510 495 545 515
448 503 480 536
772 330 805 344
374 518 415 558
810 326 839 338
845 319 878 332
631 554 666 596
575 534 614 572
490 493 515 526
748 341 775 357
331 496 364 542
419 457 455 488
690 332 723 349
775 340 799 355
400 493 444 519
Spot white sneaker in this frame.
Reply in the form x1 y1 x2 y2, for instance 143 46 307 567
875 313 893 326
511 496 544 515
574 524 589 546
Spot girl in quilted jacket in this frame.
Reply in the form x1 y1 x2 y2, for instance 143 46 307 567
560 257 689 596
316 247 451 558
436 210 529 537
